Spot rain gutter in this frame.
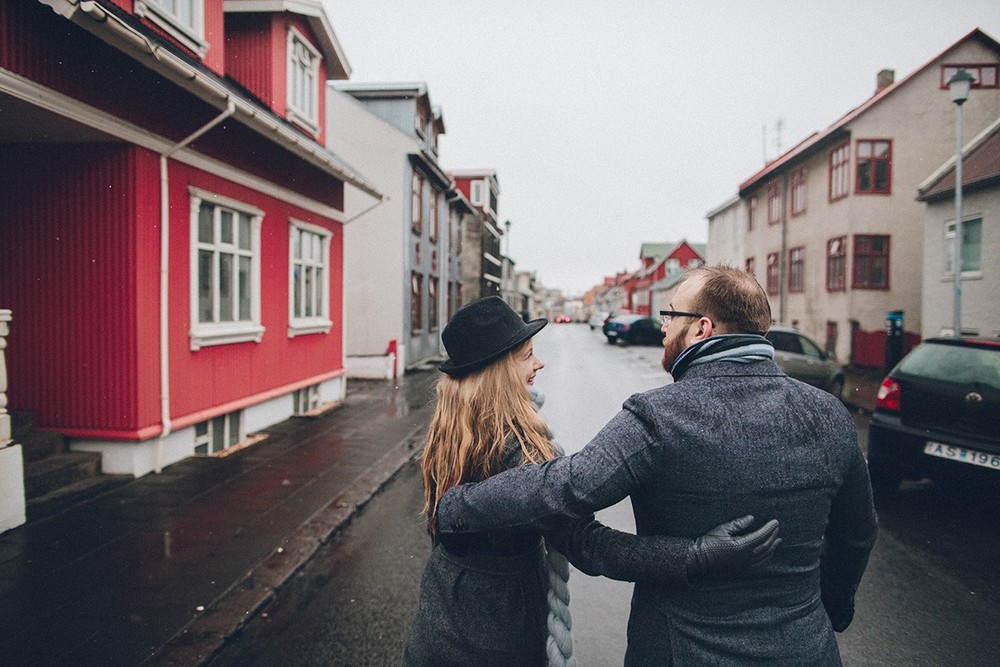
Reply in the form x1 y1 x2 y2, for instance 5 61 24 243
69 0 384 201
154 101 236 473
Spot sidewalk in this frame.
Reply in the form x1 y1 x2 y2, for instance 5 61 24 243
0 369 438 667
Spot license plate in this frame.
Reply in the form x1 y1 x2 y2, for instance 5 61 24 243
607 331 618 337
923 441 1000 471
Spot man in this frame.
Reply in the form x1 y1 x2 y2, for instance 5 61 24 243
437 265 877 666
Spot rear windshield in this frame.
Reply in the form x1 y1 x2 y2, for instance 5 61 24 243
898 342 1000 389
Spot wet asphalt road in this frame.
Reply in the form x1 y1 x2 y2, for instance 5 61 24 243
207 324 1000 666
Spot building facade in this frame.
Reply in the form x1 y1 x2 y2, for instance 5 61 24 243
328 82 462 375
917 116 1000 339
737 29 1000 364
0 0 381 526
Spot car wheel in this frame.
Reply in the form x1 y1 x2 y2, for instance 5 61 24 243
829 376 844 401
867 457 902 495
606 336 617 345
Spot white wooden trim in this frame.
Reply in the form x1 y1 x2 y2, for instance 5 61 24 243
0 70 346 222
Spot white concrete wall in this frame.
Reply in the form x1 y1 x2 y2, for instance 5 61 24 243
326 86 411 363
923 185 1000 338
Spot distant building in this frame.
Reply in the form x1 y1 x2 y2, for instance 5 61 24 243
451 170 505 303
328 82 461 375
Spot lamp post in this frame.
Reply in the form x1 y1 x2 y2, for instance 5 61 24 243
947 68 974 338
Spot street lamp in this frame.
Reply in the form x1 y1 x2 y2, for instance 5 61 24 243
947 68 974 338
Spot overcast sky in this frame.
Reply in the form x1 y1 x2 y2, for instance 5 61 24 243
325 1 1000 296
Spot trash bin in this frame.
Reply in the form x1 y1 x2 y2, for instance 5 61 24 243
885 310 904 371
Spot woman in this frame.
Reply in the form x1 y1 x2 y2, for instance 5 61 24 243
403 297 778 666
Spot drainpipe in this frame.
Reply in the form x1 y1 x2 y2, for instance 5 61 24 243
155 101 236 473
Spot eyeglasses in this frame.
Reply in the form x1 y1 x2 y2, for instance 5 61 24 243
659 310 703 325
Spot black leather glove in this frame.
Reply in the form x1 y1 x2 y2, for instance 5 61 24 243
822 590 856 632
686 515 781 579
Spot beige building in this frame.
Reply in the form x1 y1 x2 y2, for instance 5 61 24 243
736 29 1000 364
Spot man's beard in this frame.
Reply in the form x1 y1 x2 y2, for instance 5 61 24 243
660 332 687 375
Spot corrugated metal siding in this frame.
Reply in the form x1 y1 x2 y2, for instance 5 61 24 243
0 144 142 432
224 13 274 107
166 163 344 421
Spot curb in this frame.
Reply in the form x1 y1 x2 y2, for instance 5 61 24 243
143 424 426 667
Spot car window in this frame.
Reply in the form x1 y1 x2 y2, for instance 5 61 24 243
797 334 823 360
767 331 802 354
898 343 1000 389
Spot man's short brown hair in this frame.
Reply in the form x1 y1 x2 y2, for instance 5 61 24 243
684 265 772 335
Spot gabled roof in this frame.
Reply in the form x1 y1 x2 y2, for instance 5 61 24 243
640 242 673 259
918 115 1000 201
62 0 382 199
224 0 351 79
739 28 1000 196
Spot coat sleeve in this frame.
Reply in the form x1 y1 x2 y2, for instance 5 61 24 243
437 396 661 536
820 439 878 632
544 515 692 587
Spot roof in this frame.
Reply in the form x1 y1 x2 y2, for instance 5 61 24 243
70 0 382 200
224 0 351 79
918 115 1000 201
738 28 1000 196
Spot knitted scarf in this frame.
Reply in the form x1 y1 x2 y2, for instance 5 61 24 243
669 333 774 381
527 387 577 667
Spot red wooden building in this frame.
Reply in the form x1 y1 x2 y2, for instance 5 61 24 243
0 0 382 496
628 241 706 314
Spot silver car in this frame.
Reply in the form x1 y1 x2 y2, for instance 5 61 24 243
765 325 845 399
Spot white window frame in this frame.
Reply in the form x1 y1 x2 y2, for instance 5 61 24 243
136 0 208 57
471 181 484 206
288 219 333 337
944 218 983 278
189 187 265 351
193 411 243 455
286 27 321 137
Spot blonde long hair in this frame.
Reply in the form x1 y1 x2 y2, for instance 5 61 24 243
420 340 557 535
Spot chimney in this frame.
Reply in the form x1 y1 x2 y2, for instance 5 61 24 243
876 69 895 92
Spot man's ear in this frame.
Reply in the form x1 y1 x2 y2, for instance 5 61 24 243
693 316 714 340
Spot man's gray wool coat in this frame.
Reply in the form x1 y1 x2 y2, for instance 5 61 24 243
439 358 878 666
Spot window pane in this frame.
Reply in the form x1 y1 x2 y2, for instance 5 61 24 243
875 161 889 190
238 256 251 320
238 214 251 250
220 211 233 245
858 162 871 190
964 220 982 271
315 267 324 311
303 268 313 317
293 266 302 317
198 250 213 322
212 416 225 453
198 203 214 243
857 142 872 158
219 254 233 321
228 412 240 446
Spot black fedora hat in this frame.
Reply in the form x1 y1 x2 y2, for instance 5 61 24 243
439 296 547 377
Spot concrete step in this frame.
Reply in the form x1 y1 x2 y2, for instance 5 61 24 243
24 451 102 499
26 473 133 522
17 429 67 463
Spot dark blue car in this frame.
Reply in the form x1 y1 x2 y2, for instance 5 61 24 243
604 314 664 346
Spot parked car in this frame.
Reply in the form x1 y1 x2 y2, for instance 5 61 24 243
601 310 633 337
588 311 609 330
765 325 845 398
866 337 1000 494
604 314 664 346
